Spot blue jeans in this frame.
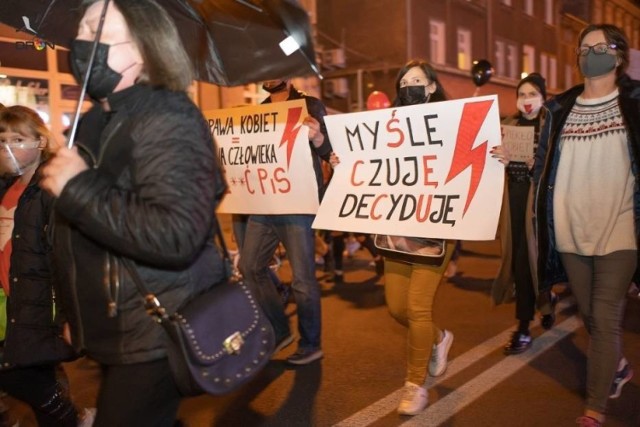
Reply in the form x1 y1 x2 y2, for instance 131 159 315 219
232 214 284 289
239 214 321 350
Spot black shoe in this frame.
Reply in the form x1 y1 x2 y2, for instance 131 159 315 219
541 292 559 330
504 331 532 355
329 270 344 283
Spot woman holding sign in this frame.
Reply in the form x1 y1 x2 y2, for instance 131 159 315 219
382 59 456 416
490 73 558 355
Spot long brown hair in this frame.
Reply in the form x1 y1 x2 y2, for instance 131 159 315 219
81 0 194 91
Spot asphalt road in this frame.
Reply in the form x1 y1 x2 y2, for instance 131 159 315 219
5 216 640 427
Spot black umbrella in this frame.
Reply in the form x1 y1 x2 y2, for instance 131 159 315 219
0 0 320 86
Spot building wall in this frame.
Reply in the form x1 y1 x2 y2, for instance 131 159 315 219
316 0 640 117
316 0 407 68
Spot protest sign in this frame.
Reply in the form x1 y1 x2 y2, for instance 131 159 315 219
205 100 319 214
501 124 534 163
312 95 504 240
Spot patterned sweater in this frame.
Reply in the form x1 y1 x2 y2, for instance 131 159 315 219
553 89 636 255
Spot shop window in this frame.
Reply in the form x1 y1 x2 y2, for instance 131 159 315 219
0 75 50 123
0 41 48 71
57 49 72 74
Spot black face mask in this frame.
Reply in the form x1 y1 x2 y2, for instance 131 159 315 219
398 85 430 106
263 81 287 94
70 40 123 100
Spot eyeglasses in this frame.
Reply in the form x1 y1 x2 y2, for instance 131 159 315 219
576 42 617 56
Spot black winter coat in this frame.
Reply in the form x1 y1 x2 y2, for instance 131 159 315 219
0 171 76 368
533 74 640 291
53 84 226 365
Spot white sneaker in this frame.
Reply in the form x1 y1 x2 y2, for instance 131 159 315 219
397 381 428 415
78 408 96 427
429 330 454 377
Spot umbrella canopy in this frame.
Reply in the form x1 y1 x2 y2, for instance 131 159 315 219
0 0 320 86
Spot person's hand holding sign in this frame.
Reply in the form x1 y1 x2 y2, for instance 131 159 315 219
329 151 340 168
303 116 324 148
490 144 510 165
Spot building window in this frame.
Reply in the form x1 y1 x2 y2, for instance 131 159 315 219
524 0 534 16
507 43 518 79
495 40 505 77
457 28 472 71
540 53 548 80
545 0 554 25
523 44 535 75
0 75 50 122
430 20 446 65
548 56 557 90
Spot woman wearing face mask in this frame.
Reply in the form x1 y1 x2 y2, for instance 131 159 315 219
533 24 640 427
383 59 456 416
490 73 559 355
38 0 226 425
0 105 97 427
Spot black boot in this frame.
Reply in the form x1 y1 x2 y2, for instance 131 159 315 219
541 292 559 330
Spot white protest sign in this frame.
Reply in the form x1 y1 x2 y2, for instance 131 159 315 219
313 95 504 240
501 124 534 163
204 100 319 214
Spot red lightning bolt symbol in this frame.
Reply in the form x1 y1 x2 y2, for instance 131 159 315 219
445 100 494 215
279 107 303 170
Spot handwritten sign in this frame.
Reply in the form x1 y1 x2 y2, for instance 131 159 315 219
501 125 534 163
312 95 504 240
204 100 319 214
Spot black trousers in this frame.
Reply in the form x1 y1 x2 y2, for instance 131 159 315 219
95 357 182 427
0 364 77 427
508 179 536 322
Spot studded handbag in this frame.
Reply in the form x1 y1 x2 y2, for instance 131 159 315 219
126 225 275 396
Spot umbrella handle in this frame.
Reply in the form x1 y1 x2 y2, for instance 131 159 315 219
67 0 112 149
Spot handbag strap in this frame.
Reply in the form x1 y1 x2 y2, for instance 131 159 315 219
213 220 231 263
123 258 170 322
125 217 229 322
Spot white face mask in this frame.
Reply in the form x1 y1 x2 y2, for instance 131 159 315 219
516 96 543 118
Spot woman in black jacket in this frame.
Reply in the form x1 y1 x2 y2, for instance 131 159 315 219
533 24 640 427
0 105 84 426
39 1 225 425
